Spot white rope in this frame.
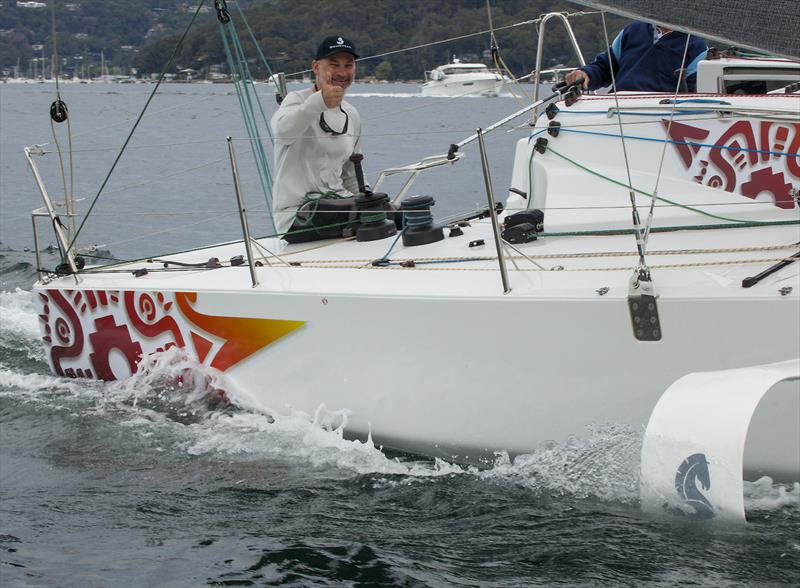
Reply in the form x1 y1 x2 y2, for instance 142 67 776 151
283 256 797 272
280 243 800 265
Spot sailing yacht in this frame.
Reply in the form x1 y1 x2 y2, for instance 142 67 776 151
25 0 799 520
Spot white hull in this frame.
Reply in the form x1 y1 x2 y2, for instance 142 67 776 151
421 76 506 97
30 92 800 482
32 224 800 478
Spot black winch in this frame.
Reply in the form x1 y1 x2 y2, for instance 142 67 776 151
354 190 397 242
398 195 443 247
350 153 397 242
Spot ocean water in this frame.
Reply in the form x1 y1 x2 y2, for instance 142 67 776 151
1 82 799 587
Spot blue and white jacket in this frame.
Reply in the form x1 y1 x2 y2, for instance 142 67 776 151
579 22 708 92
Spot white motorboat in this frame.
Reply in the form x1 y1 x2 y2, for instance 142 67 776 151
25 1 800 518
421 59 510 97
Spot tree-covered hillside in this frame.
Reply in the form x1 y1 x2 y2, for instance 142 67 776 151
0 0 628 80
135 0 628 81
0 0 258 77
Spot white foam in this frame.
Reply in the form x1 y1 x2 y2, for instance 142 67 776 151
181 406 472 479
0 289 46 361
3 334 794 508
0 366 101 406
744 476 800 511
0 367 64 393
481 424 643 503
0 337 660 500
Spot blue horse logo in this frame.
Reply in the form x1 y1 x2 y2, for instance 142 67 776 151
674 453 715 518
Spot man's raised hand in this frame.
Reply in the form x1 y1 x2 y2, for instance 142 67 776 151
319 73 345 108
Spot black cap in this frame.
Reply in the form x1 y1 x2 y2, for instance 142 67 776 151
315 36 358 60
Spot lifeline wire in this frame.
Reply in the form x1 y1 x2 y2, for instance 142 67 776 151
286 11 599 78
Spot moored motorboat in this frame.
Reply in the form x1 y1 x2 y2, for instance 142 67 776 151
421 59 510 97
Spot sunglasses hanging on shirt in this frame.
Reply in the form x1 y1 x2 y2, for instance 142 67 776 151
319 107 349 135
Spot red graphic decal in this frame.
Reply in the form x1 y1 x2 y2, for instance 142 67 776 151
175 292 305 371
88 315 143 380
759 121 772 163
46 290 85 377
788 131 800 178
709 121 759 192
190 331 214 363
37 289 307 382
741 168 795 209
124 291 185 347
663 120 710 168
666 120 799 208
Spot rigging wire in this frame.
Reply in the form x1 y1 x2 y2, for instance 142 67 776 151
67 0 210 257
285 11 600 79
600 12 649 275
485 0 533 107
48 0 76 243
643 33 694 251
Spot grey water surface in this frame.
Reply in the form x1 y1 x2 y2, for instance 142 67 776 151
1 81 799 587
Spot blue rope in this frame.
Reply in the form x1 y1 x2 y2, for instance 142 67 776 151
381 229 405 259
553 127 799 158
662 98 732 105
553 109 714 117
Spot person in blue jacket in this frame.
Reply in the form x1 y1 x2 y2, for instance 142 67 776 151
565 22 708 92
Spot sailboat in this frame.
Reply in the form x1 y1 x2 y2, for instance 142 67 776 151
25 0 799 520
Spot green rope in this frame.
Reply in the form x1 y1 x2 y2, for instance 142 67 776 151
543 145 775 224
229 29 274 187
526 146 536 210
293 191 349 226
538 219 799 238
232 2 274 77
67 0 208 256
360 212 386 223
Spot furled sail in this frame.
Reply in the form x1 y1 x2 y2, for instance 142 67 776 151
568 0 800 61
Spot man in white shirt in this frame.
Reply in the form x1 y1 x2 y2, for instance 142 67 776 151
270 36 363 236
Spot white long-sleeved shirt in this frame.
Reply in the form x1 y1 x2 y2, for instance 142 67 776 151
270 87 362 234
